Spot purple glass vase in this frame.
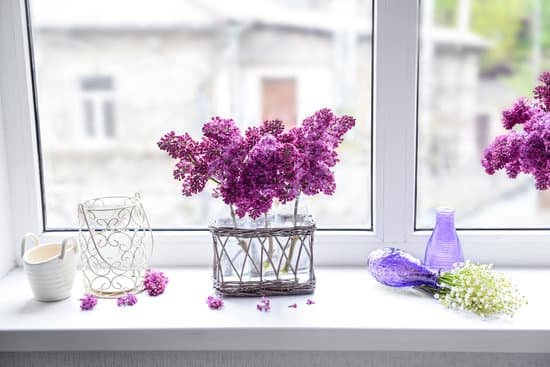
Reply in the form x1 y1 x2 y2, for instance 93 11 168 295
423 207 464 271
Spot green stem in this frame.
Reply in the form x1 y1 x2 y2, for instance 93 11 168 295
229 205 238 228
228 204 260 275
283 196 300 273
414 285 439 296
264 213 274 270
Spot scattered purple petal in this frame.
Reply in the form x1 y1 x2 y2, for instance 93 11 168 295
79 293 97 311
117 293 138 307
288 303 297 308
144 269 169 296
206 295 224 310
306 299 315 305
257 297 271 312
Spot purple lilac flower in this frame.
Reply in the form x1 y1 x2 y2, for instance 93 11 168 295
257 297 271 312
288 303 297 308
158 109 355 219
117 293 138 307
144 269 169 296
206 295 224 310
482 72 550 189
501 98 533 129
158 131 209 196
79 293 98 311
281 108 355 196
235 134 302 218
306 299 315 305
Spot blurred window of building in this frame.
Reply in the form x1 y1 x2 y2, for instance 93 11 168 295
80 75 115 140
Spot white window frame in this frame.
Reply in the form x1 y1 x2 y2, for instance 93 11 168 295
1 0 549 268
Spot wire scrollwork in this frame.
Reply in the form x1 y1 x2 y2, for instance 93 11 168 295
78 193 153 298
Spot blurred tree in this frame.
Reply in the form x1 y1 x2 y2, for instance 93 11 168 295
434 0 458 27
471 0 529 75
542 0 550 68
433 0 549 77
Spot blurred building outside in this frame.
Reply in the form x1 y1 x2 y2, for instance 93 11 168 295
30 0 550 229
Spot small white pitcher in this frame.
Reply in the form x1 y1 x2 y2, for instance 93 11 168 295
21 233 78 301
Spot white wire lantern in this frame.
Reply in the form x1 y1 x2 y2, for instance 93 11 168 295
78 193 153 298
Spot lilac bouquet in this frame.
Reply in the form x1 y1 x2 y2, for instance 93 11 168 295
158 108 355 222
482 72 550 188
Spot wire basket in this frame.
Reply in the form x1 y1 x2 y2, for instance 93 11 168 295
78 193 153 298
209 214 315 296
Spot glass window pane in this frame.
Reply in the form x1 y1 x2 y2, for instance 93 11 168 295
417 0 550 229
29 0 373 229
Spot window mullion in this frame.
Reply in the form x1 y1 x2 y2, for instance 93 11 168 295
373 0 419 244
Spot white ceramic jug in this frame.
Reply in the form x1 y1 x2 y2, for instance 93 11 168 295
21 233 78 301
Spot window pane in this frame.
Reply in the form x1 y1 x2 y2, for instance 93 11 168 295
417 0 550 229
30 0 373 229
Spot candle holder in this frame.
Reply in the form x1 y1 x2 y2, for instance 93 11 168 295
78 193 153 298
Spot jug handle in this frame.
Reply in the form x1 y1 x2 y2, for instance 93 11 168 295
20 233 40 259
59 237 78 260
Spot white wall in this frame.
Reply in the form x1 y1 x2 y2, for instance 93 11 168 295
0 97 15 278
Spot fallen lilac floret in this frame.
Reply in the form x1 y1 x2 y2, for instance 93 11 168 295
144 269 169 296
257 297 271 312
117 293 138 307
206 295 224 310
79 293 98 311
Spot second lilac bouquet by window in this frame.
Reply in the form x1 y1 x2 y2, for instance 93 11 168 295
482 71 550 188
158 108 355 296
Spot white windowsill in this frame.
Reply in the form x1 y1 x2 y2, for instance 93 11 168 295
0 267 549 353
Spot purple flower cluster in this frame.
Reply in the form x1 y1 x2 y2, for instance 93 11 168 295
79 293 98 311
256 297 271 312
158 108 355 218
144 269 169 296
117 293 138 307
482 72 550 189
206 295 224 310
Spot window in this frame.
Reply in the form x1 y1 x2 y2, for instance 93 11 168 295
4 0 550 266
80 75 116 140
417 0 550 229
28 0 373 230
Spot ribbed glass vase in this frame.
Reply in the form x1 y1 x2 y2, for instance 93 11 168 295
423 207 464 271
